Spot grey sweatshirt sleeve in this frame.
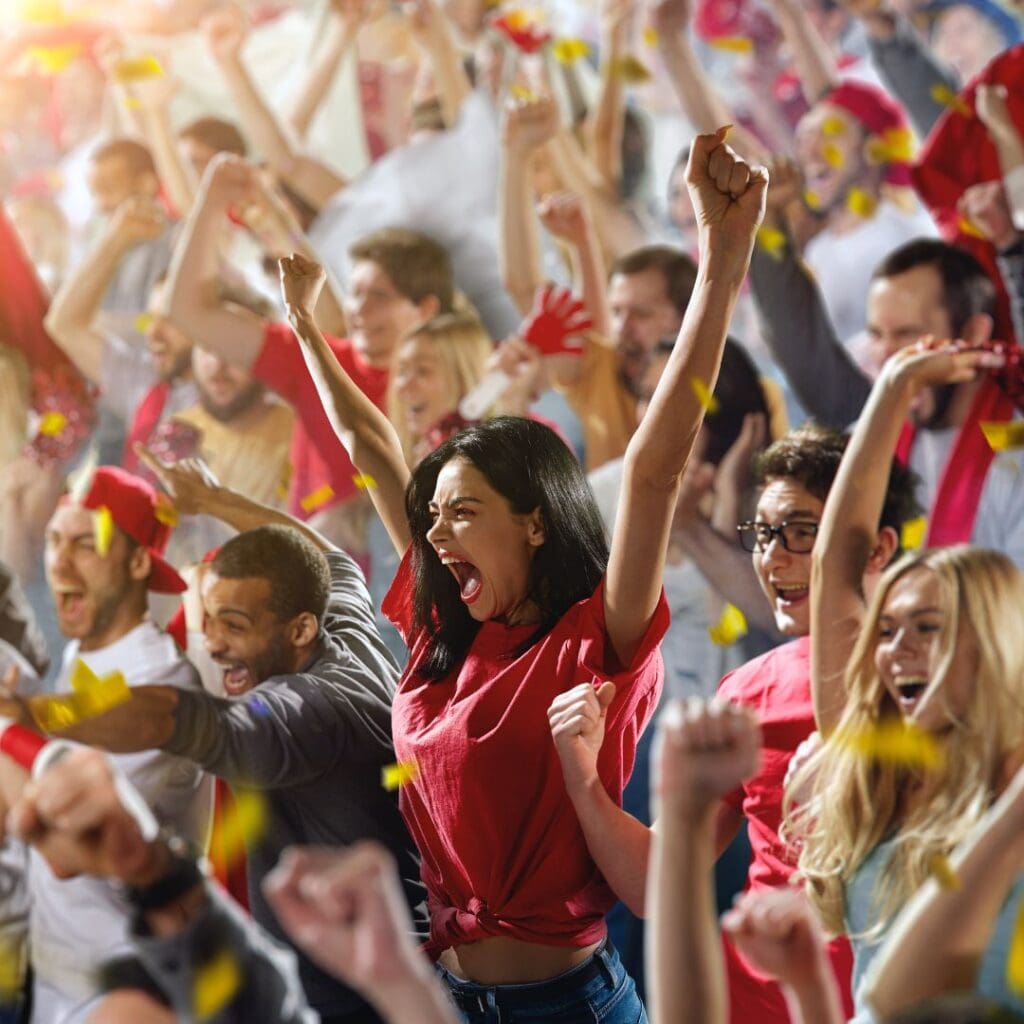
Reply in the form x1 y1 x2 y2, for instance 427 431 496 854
997 238 1024 346
748 244 872 428
131 880 319 1024
866 16 960 140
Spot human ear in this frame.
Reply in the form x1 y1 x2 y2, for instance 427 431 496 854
867 526 900 574
526 507 545 548
129 546 152 584
289 611 320 648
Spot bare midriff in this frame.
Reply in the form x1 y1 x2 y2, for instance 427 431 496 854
438 937 602 985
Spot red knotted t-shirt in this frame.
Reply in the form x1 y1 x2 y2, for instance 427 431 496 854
384 549 668 958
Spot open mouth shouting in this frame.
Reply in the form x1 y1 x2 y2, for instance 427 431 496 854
52 584 87 624
437 549 483 605
893 676 929 715
218 661 256 697
772 581 809 609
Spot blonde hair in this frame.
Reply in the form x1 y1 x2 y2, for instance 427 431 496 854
786 546 1024 937
0 345 30 470
387 312 493 465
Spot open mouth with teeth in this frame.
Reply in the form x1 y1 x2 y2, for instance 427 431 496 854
773 583 809 606
438 552 483 605
53 586 87 621
219 663 255 697
893 677 929 712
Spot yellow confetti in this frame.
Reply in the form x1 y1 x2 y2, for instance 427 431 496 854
833 719 944 771
124 97 142 111
30 696 82 733
154 494 179 527
611 55 652 83
642 25 659 47
94 505 114 557
67 445 98 504
38 411 68 438
510 84 537 102
708 35 753 53
112 55 165 83
690 376 719 414
928 853 961 891
14 0 67 23
1008 899 1024 995
193 948 241 1020
0 938 23 997
299 484 335 513
755 225 787 260
958 217 987 239
822 114 846 137
382 760 419 790
846 187 877 219
930 82 971 118
134 312 154 334
865 126 914 165
352 473 377 490
822 142 844 169
900 515 928 551
709 603 747 646
804 189 822 210
26 43 83 74
552 37 590 64
70 661 131 718
215 789 266 868
503 7 539 31
980 421 1024 452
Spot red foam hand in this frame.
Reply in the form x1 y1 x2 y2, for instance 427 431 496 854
521 285 593 356
491 12 552 54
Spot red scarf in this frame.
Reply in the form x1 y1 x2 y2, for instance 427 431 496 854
122 380 170 472
895 378 1015 547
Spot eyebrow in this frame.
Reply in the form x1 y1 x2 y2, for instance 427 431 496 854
428 496 484 509
215 608 256 624
878 607 944 620
756 508 819 520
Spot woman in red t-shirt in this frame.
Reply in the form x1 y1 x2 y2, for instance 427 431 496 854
276 129 767 1022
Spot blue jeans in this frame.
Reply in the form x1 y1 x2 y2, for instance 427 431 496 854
437 938 647 1024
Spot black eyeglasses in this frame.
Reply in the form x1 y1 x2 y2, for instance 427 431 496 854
737 520 819 554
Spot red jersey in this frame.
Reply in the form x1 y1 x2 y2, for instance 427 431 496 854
717 637 855 1023
384 550 668 958
253 324 389 519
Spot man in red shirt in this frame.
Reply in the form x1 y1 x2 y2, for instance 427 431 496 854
166 155 455 553
549 424 919 1023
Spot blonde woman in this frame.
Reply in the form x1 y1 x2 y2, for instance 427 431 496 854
787 336 1024 1021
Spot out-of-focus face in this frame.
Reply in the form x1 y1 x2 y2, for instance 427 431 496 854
751 477 824 636
931 5 1005 84
393 336 459 440
425 457 544 625
192 347 264 422
608 268 683 394
794 104 869 216
44 503 143 651
178 136 220 181
87 155 154 217
866 264 956 423
874 566 977 732
144 282 193 382
345 259 430 364
201 572 293 697
667 163 698 249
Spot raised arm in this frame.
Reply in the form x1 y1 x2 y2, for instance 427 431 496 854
498 97 559 314
537 191 612 338
165 156 269 369
278 254 412 556
288 0 364 139
44 197 166 383
203 7 346 212
863 760 1024 1019
650 0 768 165
648 699 762 1024
764 0 841 105
810 338 998 734
586 0 631 194
404 0 472 128
606 131 767 667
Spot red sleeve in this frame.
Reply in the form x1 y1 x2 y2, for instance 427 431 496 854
716 668 747 811
252 322 307 405
381 546 416 643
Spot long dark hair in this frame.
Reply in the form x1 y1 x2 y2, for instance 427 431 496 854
405 417 608 680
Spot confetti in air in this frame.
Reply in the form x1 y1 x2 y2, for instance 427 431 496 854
958 217 987 239
93 505 114 557
37 412 68 438
382 760 420 791
846 187 878 219
930 83 971 118
690 377 719 414
803 189 822 210
552 37 590 64
708 36 753 53
980 421 1024 452
928 853 961 891
642 25 659 47
26 43 82 73
352 473 378 490
756 226 787 260
709 603 747 646
832 720 944 771
611 55 653 83
29 661 131 732
154 494 179 527
134 312 154 334
299 484 335 513
822 142 844 169
900 516 928 551
112 55 165 83
193 949 242 1020
214 789 266 868
822 114 846 137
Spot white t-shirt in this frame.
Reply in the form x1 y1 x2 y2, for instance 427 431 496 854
29 620 212 1024
804 199 937 350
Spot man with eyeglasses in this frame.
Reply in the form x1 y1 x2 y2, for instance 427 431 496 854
549 423 919 1024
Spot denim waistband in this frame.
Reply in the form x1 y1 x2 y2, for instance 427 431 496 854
437 937 620 1013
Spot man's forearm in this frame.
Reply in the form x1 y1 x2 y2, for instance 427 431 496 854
197 483 334 553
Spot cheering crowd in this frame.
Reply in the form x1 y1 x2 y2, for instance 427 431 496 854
1 0 1024 1020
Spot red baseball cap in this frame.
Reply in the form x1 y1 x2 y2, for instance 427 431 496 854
76 466 187 594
